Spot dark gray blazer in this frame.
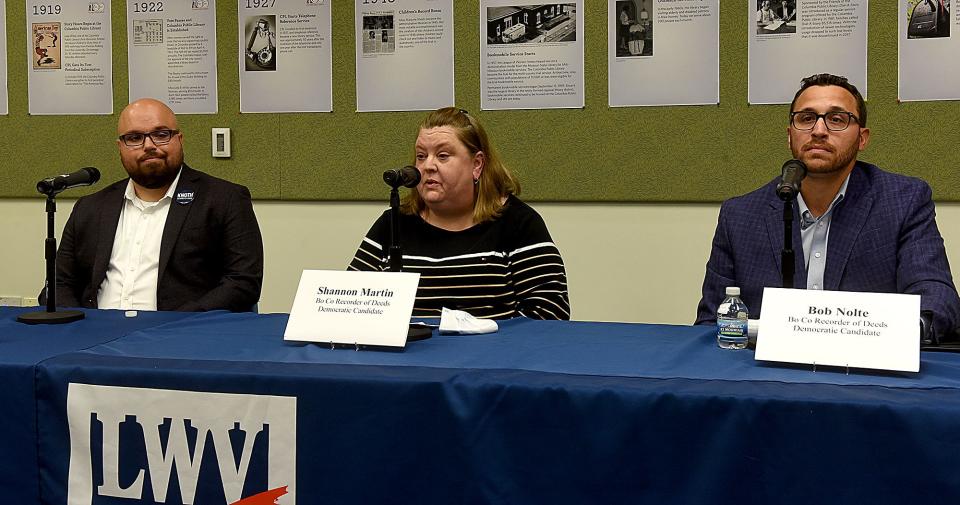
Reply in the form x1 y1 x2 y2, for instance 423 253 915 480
53 164 263 312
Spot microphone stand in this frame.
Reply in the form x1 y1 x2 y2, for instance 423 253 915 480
386 181 431 342
389 186 402 273
18 194 85 324
776 160 806 289
781 199 795 289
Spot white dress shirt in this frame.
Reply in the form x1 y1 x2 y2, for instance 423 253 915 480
97 170 182 310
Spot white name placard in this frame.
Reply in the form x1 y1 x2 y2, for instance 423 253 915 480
755 288 920 372
284 270 420 347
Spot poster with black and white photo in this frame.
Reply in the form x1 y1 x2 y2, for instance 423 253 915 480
900 0 957 101
355 0 453 112
127 0 218 114
608 0 718 107
748 0 867 104
480 1 584 110
26 0 113 114
0 0 7 114
239 0 332 112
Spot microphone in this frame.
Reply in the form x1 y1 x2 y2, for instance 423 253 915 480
37 167 101 195
383 165 421 189
776 159 807 201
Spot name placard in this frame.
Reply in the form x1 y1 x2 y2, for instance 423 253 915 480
283 270 420 347
755 288 920 372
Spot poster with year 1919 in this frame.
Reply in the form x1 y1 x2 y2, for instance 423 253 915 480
27 0 113 114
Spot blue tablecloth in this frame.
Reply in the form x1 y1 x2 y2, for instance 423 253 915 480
0 307 194 505
75 313 960 388
30 312 960 505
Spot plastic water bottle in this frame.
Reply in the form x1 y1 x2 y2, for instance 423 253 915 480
717 287 749 349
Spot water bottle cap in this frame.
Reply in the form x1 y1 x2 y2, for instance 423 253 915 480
725 286 740 296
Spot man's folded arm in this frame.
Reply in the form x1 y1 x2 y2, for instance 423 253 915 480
897 182 960 341
178 186 264 312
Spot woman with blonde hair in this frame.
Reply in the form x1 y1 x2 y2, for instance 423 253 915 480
349 107 570 320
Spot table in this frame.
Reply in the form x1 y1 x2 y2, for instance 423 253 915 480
6 309 960 504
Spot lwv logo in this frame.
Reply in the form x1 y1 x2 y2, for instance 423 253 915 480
66 383 296 505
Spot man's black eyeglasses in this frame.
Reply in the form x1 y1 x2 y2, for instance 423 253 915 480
119 129 179 147
790 111 859 132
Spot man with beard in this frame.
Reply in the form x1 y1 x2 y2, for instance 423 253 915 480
53 98 263 311
696 74 959 342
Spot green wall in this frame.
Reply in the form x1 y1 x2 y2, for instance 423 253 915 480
1 1 958 201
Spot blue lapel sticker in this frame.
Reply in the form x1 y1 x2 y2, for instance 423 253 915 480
175 190 195 205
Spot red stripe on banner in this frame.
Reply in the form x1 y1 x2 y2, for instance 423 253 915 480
230 486 289 505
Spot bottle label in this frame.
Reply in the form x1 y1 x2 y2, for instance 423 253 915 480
717 319 747 337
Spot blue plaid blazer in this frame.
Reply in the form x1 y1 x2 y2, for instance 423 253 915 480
696 161 960 340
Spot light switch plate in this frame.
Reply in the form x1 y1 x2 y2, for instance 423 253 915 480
212 128 231 158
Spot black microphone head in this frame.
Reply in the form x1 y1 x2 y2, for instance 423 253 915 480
36 178 54 195
383 166 421 189
776 159 807 201
36 166 102 195
81 167 101 184
781 159 807 180
383 169 401 187
400 165 421 188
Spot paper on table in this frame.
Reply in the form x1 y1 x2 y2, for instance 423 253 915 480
439 307 498 335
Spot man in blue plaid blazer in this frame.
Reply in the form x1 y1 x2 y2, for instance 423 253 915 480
696 74 960 342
